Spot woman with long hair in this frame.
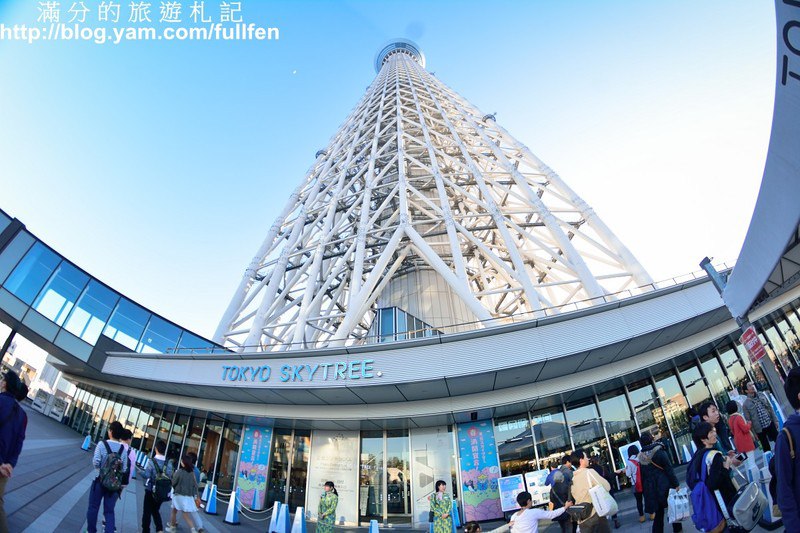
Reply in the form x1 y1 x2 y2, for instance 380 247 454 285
317 481 339 533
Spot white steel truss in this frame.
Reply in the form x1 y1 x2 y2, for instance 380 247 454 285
215 41 653 352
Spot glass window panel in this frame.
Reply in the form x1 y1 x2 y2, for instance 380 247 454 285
776 317 800 364
104 299 149 350
763 325 793 372
719 345 748 393
597 391 637 470
678 364 710 410
137 315 182 354
215 422 243 493
396 311 407 341
532 407 570 470
359 430 384 523
63 280 119 344
267 429 293 510
175 331 214 354
494 414 535 476
0 211 10 233
380 308 395 342
566 400 611 471
700 354 731 408
170 413 190 459
386 429 410 523
287 429 310 512
654 371 689 464
3 243 61 304
32 261 89 325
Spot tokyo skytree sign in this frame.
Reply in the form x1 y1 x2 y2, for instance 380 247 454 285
215 40 652 352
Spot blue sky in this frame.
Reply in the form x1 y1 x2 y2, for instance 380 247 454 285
0 1 777 347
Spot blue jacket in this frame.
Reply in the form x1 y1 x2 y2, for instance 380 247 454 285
776 413 800 531
0 392 27 467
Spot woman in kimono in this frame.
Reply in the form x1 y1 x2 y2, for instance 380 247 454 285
318 481 339 533
429 480 453 533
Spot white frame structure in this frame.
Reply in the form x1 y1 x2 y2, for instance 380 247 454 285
215 41 652 352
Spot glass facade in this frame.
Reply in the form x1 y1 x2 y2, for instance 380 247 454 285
373 307 442 343
0 232 221 357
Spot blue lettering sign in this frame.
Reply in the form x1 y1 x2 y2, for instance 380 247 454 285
280 364 291 382
219 360 380 383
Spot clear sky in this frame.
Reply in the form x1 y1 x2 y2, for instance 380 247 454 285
0 1 777 360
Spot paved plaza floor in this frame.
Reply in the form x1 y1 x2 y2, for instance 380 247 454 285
3 405 781 532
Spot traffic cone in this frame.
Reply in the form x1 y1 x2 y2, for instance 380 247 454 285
201 482 211 502
268 501 282 533
275 501 290 533
224 487 240 525
291 506 306 533
81 435 91 451
251 487 264 511
369 519 380 533
205 484 218 515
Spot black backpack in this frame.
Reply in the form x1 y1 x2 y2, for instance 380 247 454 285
152 460 173 503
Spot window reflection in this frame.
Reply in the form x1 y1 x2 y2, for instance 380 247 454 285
3 242 60 304
175 331 214 354
32 261 89 325
63 280 119 344
597 392 637 470
137 315 181 354
104 298 149 350
494 414 535 476
532 407 570 470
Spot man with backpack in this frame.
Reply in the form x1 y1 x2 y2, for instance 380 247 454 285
142 440 173 533
685 422 738 533
776 367 800 530
86 420 130 533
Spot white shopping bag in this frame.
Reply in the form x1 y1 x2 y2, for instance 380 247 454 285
587 471 618 518
668 487 691 523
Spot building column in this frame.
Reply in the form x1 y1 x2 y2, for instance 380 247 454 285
0 329 16 361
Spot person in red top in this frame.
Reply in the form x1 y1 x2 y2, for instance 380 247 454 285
726 400 756 472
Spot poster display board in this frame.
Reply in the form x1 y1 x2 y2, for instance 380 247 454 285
307 430 360 525
523 470 550 507
497 474 525 512
457 421 502 521
236 425 273 509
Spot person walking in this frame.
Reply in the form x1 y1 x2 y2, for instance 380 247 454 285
86 420 129 533
776 367 800 529
727 400 757 472
0 370 28 533
548 467 576 533
685 422 738 532
165 454 206 533
743 381 779 452
570 449 611 533
621 445 645 523
318 481 339 533
141 440 172 533
638 432 681 533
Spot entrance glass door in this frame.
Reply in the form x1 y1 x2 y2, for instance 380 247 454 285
359 430 411 525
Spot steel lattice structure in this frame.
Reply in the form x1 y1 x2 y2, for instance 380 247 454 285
215 40 652 352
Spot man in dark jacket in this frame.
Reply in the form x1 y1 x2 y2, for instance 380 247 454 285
638 431 680 533
776 367 800 529
0 370 28 533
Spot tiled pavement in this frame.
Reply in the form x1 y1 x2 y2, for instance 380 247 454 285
4 405 783 532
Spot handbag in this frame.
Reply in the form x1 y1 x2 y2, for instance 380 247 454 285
428 510 435 523
566 502 593 522
586 470 618 518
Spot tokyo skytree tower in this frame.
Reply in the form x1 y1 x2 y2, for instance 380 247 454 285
215 40 652 352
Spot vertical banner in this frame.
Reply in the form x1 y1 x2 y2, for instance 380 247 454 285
411 426 455 525
237 425 273 509
457 421 502 521
307 430 360 525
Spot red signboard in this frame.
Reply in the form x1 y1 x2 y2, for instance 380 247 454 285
740 326 767 364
